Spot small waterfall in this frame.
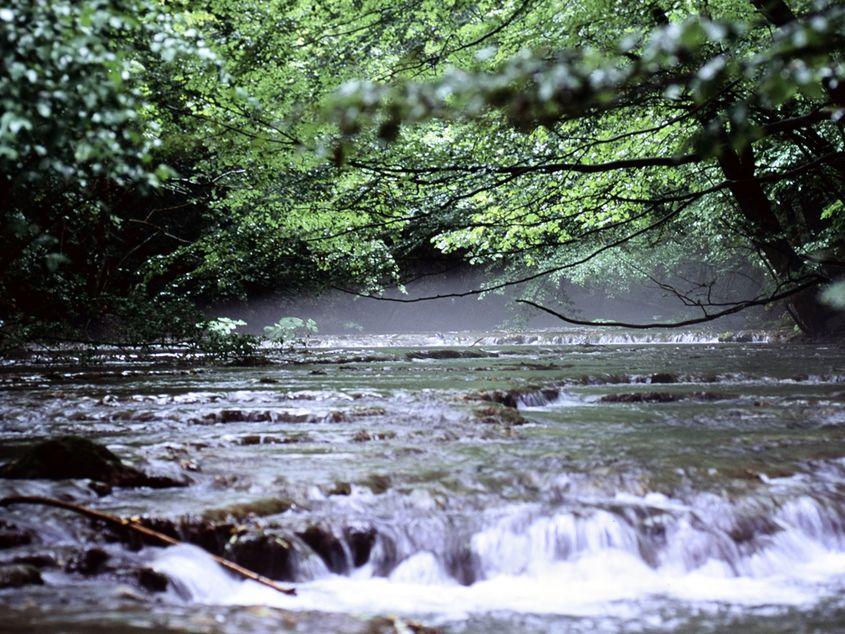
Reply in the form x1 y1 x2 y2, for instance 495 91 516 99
152 476 845 617
308 328 775 349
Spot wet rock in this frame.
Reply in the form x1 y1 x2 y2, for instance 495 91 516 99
137 567 169 593
600 391 724 403
649 372 677 384
0 436 187 488
472 405 527 426
194 409 313 424
258 377 279 384
446 547 480 586
66 547 110 575
324 410 350 423
728 515 780 544
405 349 495 360
8 553 58 569
298 526 348 574
351 406 388 417
363 473 392 494
117 517 235 555
226 355 274 367
344 527 377 567
0 564 43 588
328 481 351 496
0 522 32 549
472 386 558 408
365 617 442 634
239 434 282 445
224 534 296 581
352 430 397 442
202 498 292 522
87 480 113 497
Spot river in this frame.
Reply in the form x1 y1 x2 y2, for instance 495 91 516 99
2 329 845 632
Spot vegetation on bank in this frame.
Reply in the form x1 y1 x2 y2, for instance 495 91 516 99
1 0 844 347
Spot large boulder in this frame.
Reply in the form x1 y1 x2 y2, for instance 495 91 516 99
0 436 187 488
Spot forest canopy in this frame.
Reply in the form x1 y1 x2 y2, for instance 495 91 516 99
1 0 844 343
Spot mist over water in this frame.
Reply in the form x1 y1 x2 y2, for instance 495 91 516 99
211 267 769 335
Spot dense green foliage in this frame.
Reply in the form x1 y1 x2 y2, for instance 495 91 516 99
1 0 843 344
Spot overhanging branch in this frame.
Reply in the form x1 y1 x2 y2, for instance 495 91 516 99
516 279 820 329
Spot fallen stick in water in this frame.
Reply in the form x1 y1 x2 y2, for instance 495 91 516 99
0 495 296 596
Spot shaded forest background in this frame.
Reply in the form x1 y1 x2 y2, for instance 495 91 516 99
2 0 844 346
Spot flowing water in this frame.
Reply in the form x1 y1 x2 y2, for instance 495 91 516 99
2 330 845 632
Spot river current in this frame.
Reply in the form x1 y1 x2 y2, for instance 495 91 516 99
2 329 845 632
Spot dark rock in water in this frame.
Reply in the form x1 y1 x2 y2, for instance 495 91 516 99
0 436 187 488
66 547 110 575
601 392 678 403
649 373 677 384
8 554 58 569
298 526 348 574
472 386 558 408
224 533 296 581
473 405 527 426
138 567 169 593
405 349 496 360
202 498 293 522
132 517 234 556
193 409 313 424
366 617 442 634
352 430 373 442
0 564 43 588
352 430 397 442
363 473 391 494
328 481 352 496
345 527 377 567
446 547 480 586
0 524 32 549
226 355 274 367
600 391 724 403
88 480 113 497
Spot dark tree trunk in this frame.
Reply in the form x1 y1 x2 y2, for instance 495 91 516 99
716 138 839 335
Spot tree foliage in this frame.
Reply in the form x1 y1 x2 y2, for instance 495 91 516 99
1 0 843 342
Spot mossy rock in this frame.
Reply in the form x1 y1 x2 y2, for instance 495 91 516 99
0 436 186 488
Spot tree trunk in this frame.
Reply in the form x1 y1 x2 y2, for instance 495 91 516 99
716 138 839 335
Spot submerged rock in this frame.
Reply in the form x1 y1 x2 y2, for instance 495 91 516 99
0 563 43 588
66 547 110 575
600 391 724 403
362 473 392 494
405 349 496 360
298 526 348 574
201 498 293 522
649 372 678 384
344 527 377 567
352 430 397 442
193 409 313 424
472 405 528 426
7 554 58 569
0 436 188 488
137 567 169 593
224 534 296 581
0 522 32 549
471 386 558 408
327 481 352 496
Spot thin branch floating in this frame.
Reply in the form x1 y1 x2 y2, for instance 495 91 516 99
0 495 296 596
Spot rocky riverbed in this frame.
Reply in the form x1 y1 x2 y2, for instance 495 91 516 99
2 330 845 632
